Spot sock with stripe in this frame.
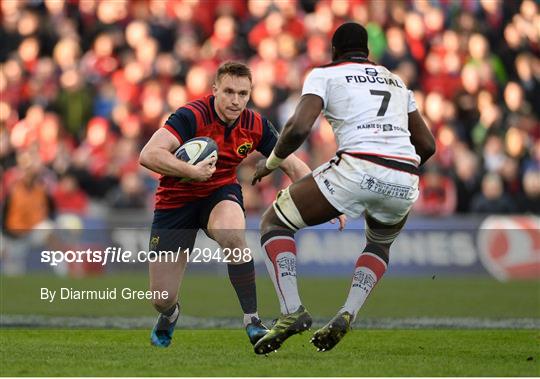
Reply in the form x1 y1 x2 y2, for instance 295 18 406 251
227 260 259 324
342 243 389 319
260 230 302 315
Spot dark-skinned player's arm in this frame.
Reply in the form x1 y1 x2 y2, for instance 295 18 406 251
139 128 216 182
252 94 323 184
408 110 436 165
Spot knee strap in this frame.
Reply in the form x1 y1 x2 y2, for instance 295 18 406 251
364 214 406 245
272 187 308 232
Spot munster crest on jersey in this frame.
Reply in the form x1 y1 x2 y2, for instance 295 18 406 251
237 142 253 157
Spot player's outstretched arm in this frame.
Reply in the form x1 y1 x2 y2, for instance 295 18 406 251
139 128 216 180
408 110 436 165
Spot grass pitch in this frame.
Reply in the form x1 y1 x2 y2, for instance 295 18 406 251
1 274 539 318
1 329 538 376
1 274 539 376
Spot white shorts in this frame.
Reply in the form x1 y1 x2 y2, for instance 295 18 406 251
312 154 419 224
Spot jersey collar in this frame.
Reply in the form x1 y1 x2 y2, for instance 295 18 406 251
321 56 377 68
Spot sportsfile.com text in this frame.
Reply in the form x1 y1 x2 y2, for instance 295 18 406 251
40 247 253 266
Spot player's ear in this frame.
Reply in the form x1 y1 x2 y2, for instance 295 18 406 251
212 83 218 96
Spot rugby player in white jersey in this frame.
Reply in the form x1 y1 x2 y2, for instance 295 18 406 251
251 22 436 354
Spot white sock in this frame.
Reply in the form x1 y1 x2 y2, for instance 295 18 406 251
342 253 387 320
261 235 302 314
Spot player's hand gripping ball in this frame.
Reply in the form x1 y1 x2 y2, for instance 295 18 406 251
175 137 218 181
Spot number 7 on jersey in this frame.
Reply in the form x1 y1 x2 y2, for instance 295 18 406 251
369 90 391 117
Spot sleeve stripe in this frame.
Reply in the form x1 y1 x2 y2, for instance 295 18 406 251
194 100 211 125
189 101 209 125
192 100 208 123
189 102 206 124
163 124 183 143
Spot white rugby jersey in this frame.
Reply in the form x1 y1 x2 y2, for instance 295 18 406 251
302 58 420 165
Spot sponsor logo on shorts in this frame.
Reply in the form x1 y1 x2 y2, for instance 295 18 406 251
360 174 414 199
277 256 296 277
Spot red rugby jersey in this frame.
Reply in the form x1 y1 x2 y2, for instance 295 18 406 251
155 95 278 209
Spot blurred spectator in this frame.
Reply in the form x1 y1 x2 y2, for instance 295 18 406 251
55 69 93 139
515 53 540 113
380 27 413 71
80 33 119 85
52 173 88 215
1 150 56 275
452 150 482 213
499 156 522 196
106 172 148 209
414 167 456 216
483 135 506 173
471 91 503 149
503 81 532 118
470 173 517 214
2 150 55 236
520 169 540 213
404 12 426 63
466 33 506 86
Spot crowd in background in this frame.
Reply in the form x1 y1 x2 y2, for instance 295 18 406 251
1 0 539 236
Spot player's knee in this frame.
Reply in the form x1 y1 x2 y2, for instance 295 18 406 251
260 207 282 235
217 234 245 250
210 228 246 250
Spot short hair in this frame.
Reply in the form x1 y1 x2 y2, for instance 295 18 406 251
332 22 369 57
216 61 252 84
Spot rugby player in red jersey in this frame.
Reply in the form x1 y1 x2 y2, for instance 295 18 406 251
139 62 312 348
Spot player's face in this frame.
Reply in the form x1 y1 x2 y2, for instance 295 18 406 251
212 74 251 125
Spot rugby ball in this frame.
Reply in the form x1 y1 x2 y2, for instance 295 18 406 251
175 137 218 165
